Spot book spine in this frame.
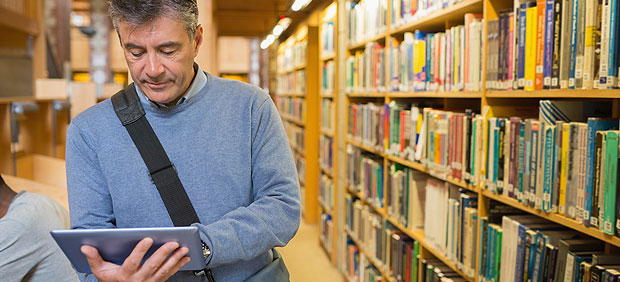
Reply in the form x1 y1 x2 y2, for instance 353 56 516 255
526 7 539 90
583 0 600 89
544 0 556 88
600 0 611 88
515 224 526 282
530 121 540 207
568 0 580 88
551 0 563 88
603 131 618 234
543 126 555 212
552 121 564 213
518 121 527 203
536 0 547 90
607 0 620 88
560 0 574 88
559 123 570 216
509 118 519 198
509 13 516 90
519 3 530 89
592 131 604 227
575 0 587 88
498 119 506 194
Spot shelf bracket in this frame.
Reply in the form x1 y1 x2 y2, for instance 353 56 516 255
51 100 71 158
10 101 40 175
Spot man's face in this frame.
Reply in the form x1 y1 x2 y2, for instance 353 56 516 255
117 16 203 105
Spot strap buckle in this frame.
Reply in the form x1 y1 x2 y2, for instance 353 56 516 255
194 268 215 282
148 163 176 184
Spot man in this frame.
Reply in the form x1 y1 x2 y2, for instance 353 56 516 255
0 174 79 281
65 0 301 281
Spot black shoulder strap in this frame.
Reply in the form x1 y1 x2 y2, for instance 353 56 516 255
111 84 201 227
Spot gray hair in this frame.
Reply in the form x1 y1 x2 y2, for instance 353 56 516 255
109 0 199 39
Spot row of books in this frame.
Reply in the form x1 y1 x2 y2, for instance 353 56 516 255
276 96 305 122
322 60 336 95
344 240 385 282
320 212 334 254
386 165 426 231
276 70 305 95
0 0 25 15
347 145 385 209
322 98 335 133
348 103 386 150
277 40 307 72
480 201 620 282
390 0 471 29
294 154 305 184
424 179 479 277
347 0 388 46
488 0 620 91
320 135 334 174
283 121 304 152
345 197 387 267
320 173 335 211
388 14 484 93
346 42 387 93
321 20 336 57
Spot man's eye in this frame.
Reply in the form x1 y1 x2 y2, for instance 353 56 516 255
131 52 144 57
162 50 175 55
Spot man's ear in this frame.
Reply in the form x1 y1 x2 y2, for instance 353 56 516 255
193 24 204 57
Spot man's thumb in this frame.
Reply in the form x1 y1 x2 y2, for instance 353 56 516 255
81 245 104 271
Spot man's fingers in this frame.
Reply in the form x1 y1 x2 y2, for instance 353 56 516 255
120 237 153 274
139 241 180 275
81 245 105 273
151 247 190 281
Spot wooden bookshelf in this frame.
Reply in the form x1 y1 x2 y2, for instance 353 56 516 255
280 114 305 127
347 92 386 98
320 167 333 179
486 89 620 99
320 129 334 137
277 93 306 97
321 54 335 61
347 32 388 50
346 137 384 156
384 216 475 282
0 6 39 35
320 93 335 98
390 0 483 35
344 228 395 282
480 189 620 248
388 91 483 99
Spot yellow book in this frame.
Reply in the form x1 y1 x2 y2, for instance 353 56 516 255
559 123 570 216
524 6 538 91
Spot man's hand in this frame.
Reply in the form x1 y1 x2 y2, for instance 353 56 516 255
81 238 191 282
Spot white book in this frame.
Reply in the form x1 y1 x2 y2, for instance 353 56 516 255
599 0 611 88
469 21 483 92
474 116 484 187
500 216 513 282
560 0 575 88
488 118 497 192
565 252 576 282
536 122 546 210
504 120 512 196
576 124 588 224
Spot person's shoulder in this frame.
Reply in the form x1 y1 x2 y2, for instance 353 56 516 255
8 192 68 228
206 74 270 104
70 99 115 129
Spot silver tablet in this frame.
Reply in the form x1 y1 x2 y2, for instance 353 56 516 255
50 226 206 273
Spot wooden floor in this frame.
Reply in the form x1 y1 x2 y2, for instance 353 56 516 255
278 221 343 282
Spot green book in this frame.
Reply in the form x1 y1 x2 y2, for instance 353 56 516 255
495 228 503 282
603 131 619 235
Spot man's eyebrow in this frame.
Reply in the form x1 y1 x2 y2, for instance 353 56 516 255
124 43 144 49
157 41 181 48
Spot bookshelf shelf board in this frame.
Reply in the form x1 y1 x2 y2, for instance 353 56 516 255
485 89 620 99
319 200 332 215
344 229 394 282
384 216 475 282
347 92 386 98
320 93 335 98
347 138 385 156
347 32 388 50
388 91 483 99
277 93 305 97
0 7 39 35
480 189 620 248
321 54 335 61
0 97 65 104
385 154 478 193
295 65 306 71
290 144 304 157
346 186 387 217
319 239 332 258
390 0 483 35
280 114 305 127
320 167 333 178
320 129 334 137
343 273 354 282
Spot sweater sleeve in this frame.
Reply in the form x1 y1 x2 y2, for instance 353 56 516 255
192 97 301 268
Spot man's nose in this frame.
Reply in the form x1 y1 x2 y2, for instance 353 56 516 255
145 53 165 78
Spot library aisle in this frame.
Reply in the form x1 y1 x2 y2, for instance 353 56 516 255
279 221 343 282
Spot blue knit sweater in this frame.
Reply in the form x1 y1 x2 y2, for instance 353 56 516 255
66 73 301 282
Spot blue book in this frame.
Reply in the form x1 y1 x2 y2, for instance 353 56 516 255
414 30 429 92
532 232 548 282
527 231 538 282
608 0 620 88
568 0 580 88
584 118 619 226
518 2 535 89
518 122 526 203
529 122 540 207
494 119 501 192
515 223 528 282
488 225 496 280
544 0 556 88
426 34 434 89
543 126 556 212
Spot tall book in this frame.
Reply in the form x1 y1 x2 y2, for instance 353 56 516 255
551 0 563 88
603 130 619 235
583 0 600 89
574 0 587 88
536 0 548 89
544 0 557 88
525 6 539 90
